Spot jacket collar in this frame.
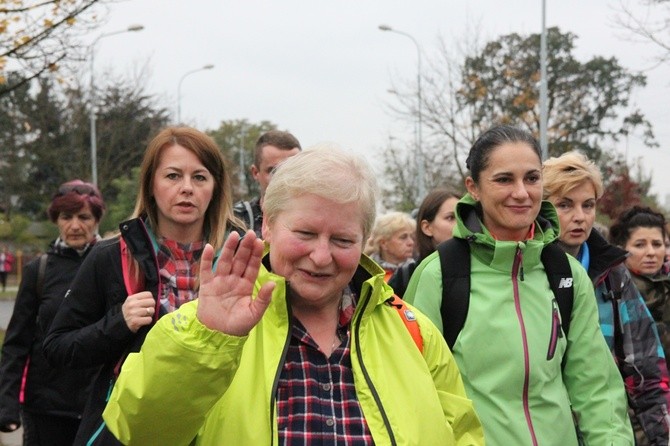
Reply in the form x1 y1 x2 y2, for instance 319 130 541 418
452 194 561 270
583 229 628 282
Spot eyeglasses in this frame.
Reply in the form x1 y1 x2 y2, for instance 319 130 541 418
56 183 97 197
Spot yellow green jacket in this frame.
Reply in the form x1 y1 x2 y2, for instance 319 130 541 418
103 254 484 445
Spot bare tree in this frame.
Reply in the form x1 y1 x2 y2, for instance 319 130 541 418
0 0 105 94
380 26 482 210
380 26 656 213
615 0 670 66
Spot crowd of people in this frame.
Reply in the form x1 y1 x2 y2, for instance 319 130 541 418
0 123 668 445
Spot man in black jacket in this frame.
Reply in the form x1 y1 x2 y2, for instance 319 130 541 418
234 130 300 237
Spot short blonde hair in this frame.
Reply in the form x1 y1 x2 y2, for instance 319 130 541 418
364 211 415 257
543 151 603 201
263 145 378 240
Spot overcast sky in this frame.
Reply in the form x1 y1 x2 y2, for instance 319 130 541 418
90 0 670 203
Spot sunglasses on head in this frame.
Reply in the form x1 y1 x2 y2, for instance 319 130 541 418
57 184 97 197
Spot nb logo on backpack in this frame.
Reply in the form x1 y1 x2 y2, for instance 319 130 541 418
558 277 573 289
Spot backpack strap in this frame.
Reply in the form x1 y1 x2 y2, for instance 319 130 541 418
120 237 144 295
437 238 574 350
36 253 48 299
603 268 625 361
437 238 471 350
388 294 423 353
243 201 254 231
115 236 148 377
540 243 574 338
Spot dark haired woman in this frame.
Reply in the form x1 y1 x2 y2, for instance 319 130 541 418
44 126 243 445
0 180 106 445
388 188 460 297
610 206 670 372
406 125 632 445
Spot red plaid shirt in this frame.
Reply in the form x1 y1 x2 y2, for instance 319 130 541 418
276 287 374 445
156 238 203 314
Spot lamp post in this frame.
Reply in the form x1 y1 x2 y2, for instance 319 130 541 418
89 24 144 186
539 0 548 160
176 64 214 124
379 24 425 200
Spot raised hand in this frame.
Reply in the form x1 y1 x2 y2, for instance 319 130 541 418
121 291 155 333
196 230 275 336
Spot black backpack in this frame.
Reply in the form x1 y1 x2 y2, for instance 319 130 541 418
436 237 574 350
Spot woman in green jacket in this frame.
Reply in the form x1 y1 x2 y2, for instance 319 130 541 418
405 125 632 446
103 146 484 445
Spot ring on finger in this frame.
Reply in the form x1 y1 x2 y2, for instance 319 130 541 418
146 307 151 316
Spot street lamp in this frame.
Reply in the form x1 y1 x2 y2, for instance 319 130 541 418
539 0 548 160
89 24 144 186
379 24 425 200
176 64 214 124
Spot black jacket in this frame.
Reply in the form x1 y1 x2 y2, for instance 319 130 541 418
0 241 98 429
43 218 159 446
582 229 628 284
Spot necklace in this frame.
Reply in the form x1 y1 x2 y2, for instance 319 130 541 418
329 330 344 356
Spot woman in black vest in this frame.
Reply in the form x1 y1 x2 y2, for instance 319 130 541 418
0 180 105 446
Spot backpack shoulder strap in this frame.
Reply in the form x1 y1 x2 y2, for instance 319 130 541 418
388 294 423 353
36 253 48 299
604 267 626 360
119 237 144 295
437 238 471 350
243 201 254 230
435 238 574 349
541 243 574 337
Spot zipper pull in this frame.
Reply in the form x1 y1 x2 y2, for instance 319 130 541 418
552 298 563 338
547 298 562 360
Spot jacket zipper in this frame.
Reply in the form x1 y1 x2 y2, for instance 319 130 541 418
512 246 539 446
353 289 398 446
269 283 294 446
546 298 562 360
